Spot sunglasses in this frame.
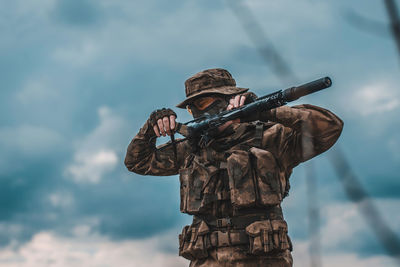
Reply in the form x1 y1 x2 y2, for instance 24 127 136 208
186 96 224 114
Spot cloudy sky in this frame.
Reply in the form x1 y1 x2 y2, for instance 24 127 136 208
1 0 400 266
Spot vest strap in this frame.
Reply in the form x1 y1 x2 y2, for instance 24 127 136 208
202 214 270 229
254 122 264 147
209 229 249 247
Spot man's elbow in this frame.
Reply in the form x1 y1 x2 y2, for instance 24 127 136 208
124 154 146 175
331 115 344 143
318 117 344 154
124 155 135 172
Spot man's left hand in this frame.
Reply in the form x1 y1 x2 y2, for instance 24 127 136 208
218 94 247 132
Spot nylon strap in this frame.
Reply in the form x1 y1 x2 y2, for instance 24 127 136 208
209 229 249 247
254 122 264 148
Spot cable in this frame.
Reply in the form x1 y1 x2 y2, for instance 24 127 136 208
225 0 400 264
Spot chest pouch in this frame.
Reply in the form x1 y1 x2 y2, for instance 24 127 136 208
226 147 285 209
179 158 219 214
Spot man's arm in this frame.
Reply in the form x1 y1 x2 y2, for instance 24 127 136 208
124 109 188 176
260 104 343 169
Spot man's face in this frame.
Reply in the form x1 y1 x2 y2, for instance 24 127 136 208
186 95 229 118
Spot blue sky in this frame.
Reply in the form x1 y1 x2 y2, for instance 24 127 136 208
0 0 399 266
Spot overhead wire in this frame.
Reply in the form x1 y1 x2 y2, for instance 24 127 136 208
225 1 320 266
224 0 400 265
384 0 400 58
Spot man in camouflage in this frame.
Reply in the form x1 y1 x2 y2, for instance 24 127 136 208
125 68 343 266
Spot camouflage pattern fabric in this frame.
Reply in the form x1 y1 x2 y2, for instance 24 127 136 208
189 248 293 267
124 104 343 266
176 68 249 108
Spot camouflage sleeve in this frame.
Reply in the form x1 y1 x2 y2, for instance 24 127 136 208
261 104 343 169
124 120 189 176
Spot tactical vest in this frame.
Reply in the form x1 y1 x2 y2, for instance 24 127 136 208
178 122 293 261
179 122 291 216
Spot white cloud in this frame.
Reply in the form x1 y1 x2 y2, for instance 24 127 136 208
345 82 399 117
52 39 100 67
337 80 400 137
65 106 127 184
387 136 400 161
48 192 74 209
0 224 23 238
287 198 400 266
292 240 398 267
320 202 361 248
246 0 334 33
16 77 58 105
317 199 400 252
0 227 398 267
0 230 188 267
50 1 242 70
66 149 118 183
47 0 336 75
3 0 55 22
0 125 63 157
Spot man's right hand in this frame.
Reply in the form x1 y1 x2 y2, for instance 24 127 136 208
149 108 177 137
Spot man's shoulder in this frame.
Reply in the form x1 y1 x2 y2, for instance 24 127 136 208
236 121 293 149
239 121 286 135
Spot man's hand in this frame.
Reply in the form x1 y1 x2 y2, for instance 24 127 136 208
149 108 177 137
218 94 247 132
227 94 247 119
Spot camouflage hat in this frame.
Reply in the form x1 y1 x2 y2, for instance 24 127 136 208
176 68 249 108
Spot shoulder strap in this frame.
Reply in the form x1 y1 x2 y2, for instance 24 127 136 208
254 122 264 148
184 153 195 168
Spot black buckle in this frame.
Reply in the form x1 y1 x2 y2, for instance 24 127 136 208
216 217 232 228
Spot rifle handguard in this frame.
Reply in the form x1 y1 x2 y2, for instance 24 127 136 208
168 76 332 150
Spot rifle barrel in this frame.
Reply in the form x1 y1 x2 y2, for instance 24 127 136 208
283 77 332 102
171 76 333 147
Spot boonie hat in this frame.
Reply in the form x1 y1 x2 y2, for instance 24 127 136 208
176 68 248 108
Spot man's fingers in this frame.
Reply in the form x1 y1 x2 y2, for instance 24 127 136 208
153 117 175 137
163 117 171 135
221 96 243 132
157 119 166 136
239 95 246 106
170 115 176 130
234 95 240 107
153 124 161 137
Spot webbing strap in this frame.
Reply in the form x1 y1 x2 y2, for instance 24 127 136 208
202 191 230 204
209 229 249 247
254 122 264 148
204 214 270 229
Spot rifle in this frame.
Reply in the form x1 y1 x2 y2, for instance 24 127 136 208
166 77 332 154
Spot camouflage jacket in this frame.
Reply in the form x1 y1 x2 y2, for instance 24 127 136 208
125 104 342 261
125 104 343 216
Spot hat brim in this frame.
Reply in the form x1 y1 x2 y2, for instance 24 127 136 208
176 86 249 109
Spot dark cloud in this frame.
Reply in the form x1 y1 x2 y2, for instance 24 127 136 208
0 0 399 264
73 174 185 239
231 45 265 66
0 155 69 245
53 0 102 27
0 163 185 245
367 180 400 198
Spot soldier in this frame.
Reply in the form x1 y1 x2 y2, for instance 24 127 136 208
125 68 343 267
